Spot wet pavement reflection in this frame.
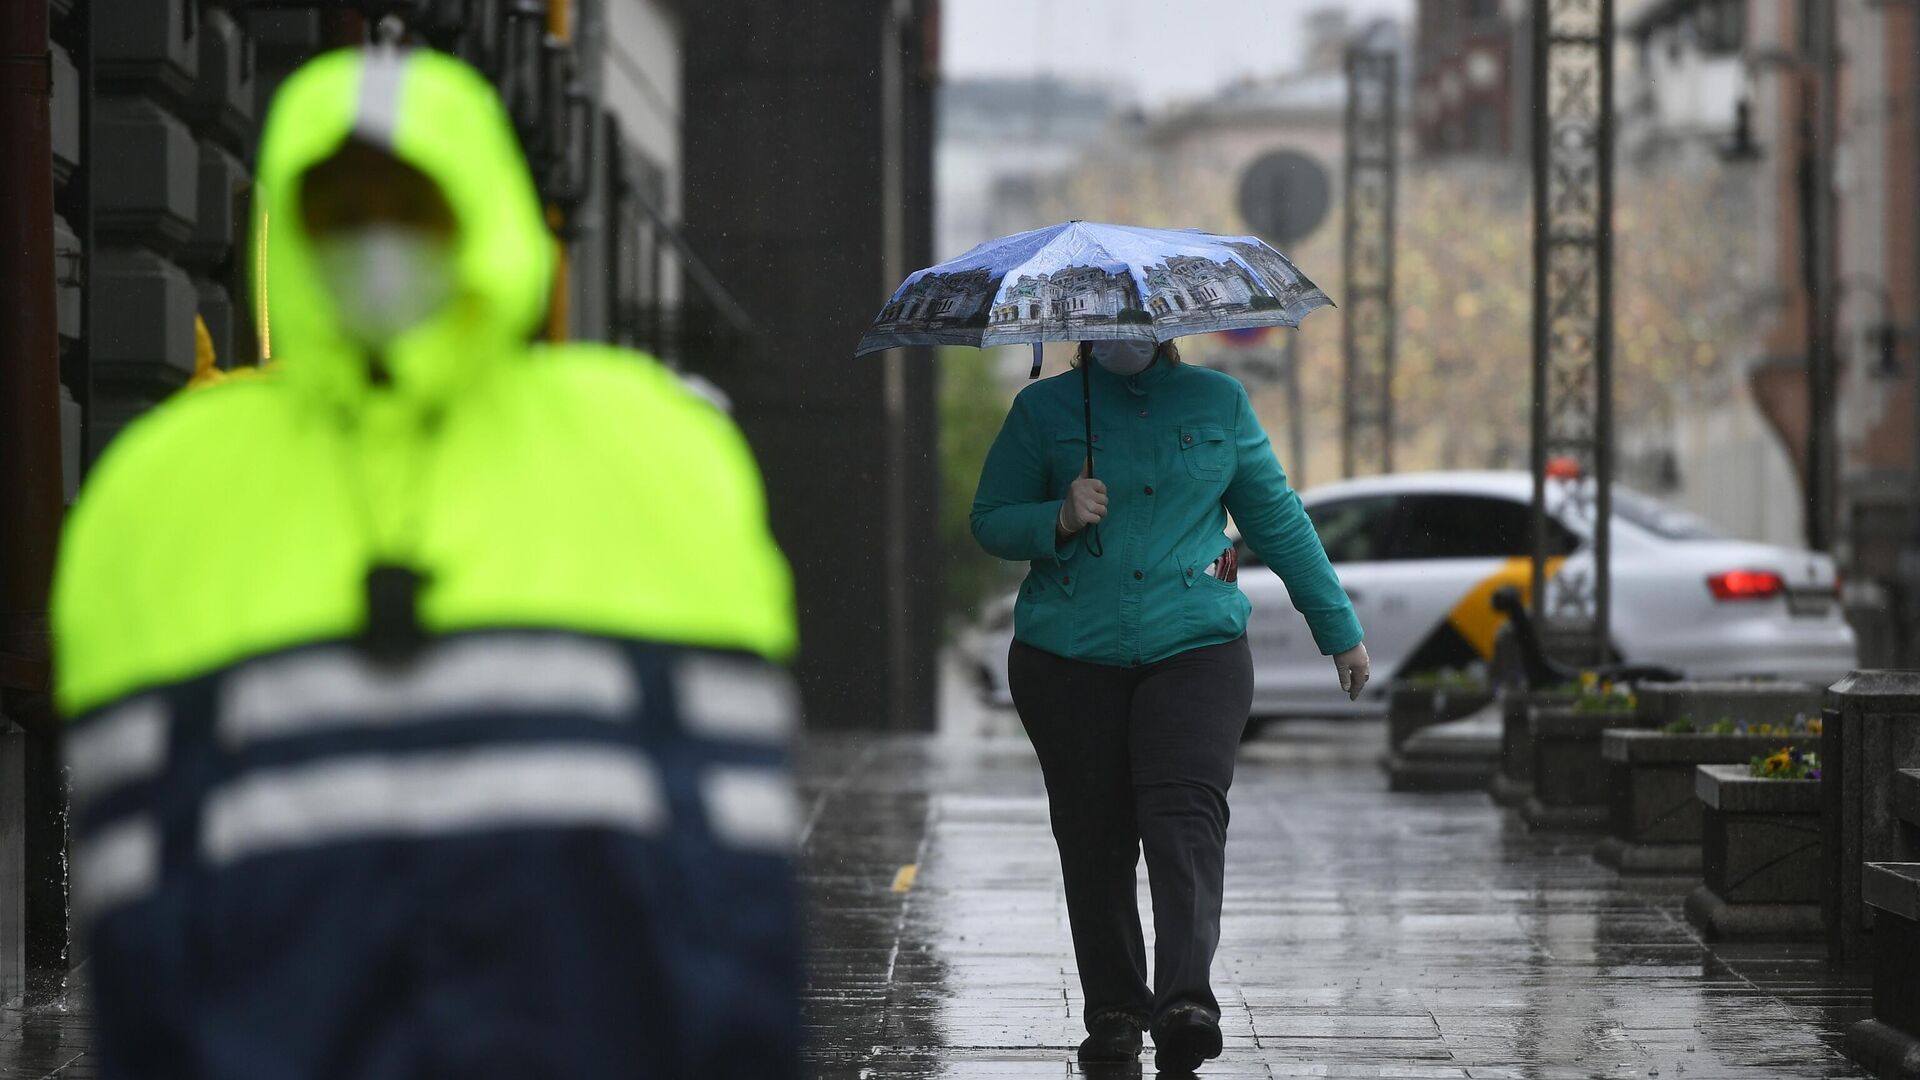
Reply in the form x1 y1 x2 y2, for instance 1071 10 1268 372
798 721 1872 1079
0 971 93 1078
0 720 1872 1078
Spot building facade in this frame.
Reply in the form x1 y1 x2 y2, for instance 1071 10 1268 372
1413 0 1523 158
2 0 941 993
681 0 942 735
937 76 1120 263
1616 0 1920 663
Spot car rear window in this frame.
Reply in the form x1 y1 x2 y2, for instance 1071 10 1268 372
1610 488 1726 540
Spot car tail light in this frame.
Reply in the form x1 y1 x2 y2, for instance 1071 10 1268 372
1707 570 1786 601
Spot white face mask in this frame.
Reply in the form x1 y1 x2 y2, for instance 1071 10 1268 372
1089 339 1158 376
312 225 457 347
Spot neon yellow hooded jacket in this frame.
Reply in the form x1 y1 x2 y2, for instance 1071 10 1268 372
52 49 795 718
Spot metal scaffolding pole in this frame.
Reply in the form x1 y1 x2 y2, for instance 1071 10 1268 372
1282 332 1306 488
1805 0 1841 553
1908 0 1920 661
1341 42 1398 479
1528 0 1615 664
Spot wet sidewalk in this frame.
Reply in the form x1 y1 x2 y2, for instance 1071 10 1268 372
0 720 1875 1078
798 722 1873 1079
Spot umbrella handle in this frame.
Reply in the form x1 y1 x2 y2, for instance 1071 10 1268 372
1081 355 1103 558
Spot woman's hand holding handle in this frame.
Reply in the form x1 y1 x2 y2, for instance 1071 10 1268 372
1056 463 1108 536
1333 642 1371 702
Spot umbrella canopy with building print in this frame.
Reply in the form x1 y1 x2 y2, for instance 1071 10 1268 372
854 220 1332 357
855 220 1333 556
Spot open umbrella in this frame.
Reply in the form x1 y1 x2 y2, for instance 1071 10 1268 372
856 220 1333 555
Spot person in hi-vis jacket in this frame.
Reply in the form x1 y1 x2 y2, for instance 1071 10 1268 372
53 47 801 1079
972 338 1369 1074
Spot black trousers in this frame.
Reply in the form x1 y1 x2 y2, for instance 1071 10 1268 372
1007 635 1253 1031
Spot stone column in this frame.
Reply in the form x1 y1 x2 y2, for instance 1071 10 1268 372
1850 862 1920 1076
0 727 22 998
1823 670 1920 971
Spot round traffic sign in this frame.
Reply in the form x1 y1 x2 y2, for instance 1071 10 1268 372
1236 149 1332 246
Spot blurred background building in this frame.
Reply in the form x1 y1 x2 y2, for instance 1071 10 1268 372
933 0 1920 667
2 0 940 993
1413 0 1525 158
1613 0 1920 660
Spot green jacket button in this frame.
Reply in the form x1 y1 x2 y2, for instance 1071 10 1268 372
1133 570 1143 580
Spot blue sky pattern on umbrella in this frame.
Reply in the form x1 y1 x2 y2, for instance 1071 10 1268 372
855 221 1333 354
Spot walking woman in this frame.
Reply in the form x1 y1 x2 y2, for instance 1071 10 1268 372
971 338 1369 1073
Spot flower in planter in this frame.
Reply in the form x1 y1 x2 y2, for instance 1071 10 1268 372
1749 746 1822 780
1708 717 1738 735
1661 717 1696 734
1572 683 1638 714
1805 716 1824 737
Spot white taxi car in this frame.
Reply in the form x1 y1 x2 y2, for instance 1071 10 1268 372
964 471 1858 717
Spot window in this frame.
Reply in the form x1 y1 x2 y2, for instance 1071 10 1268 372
1306 496 1400 564
1466 104 1501 156
1696 0 1745 55
1390 494 1576 559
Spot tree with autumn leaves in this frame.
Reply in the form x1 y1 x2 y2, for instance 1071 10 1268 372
1006 145 1759 486
935 134 1759 627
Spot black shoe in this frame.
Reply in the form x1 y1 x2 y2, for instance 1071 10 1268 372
1078 1012 1145 1063
1151 1005 1222 1073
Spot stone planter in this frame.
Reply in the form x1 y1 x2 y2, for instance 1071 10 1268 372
1386 702 1502 793
1848 862 1920 1080
1491 688 1578 808
1385 681 1493 755
1634 679 1824 731
1521 704 1643 832
1383 682 1495 792
1596 730 1820 875
1685 764 1824 940
1824 671 1920 973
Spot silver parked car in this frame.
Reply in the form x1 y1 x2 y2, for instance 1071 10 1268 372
965 471 1857 717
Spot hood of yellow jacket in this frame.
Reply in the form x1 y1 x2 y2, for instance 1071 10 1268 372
252 47 553 409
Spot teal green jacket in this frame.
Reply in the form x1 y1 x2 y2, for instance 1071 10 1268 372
971 359 1363 667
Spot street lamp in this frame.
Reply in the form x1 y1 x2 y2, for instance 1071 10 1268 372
1735 8 1841 554
1716 98 1762 163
